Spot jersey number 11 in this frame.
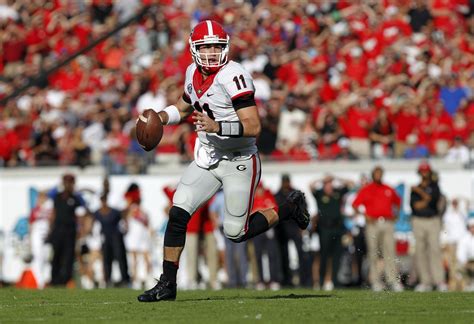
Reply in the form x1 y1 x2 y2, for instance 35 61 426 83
233 75 247 90
194 102 215 120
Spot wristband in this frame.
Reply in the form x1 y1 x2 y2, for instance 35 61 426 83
162 105 181 125
218 121 243 137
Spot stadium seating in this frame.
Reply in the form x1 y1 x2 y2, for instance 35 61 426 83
0 0 473 171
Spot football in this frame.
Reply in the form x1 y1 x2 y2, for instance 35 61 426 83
136 109 163 151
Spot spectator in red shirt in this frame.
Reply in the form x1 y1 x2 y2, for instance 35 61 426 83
416 105 433 149
2 23 26 64
353 166 403 292
380 7 413 46
343 100 376 139
102 40 126 70
431 102 454 155
430 0 462 37
393 103 419 157
48 64 84 92
345 49 368 85
24 13 49 55
0 124 19 166
340 99 376 158
451 111 470 141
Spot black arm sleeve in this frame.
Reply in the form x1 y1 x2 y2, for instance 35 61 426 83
232 93 256 111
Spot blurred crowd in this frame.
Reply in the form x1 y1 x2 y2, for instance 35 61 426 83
1 0 474 172
13 163 474 292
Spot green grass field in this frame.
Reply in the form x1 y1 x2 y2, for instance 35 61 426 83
1 288 474 323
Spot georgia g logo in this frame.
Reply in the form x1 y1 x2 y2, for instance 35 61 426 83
236 165 247 171
187 83 193 94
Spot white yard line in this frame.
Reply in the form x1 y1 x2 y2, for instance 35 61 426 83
0 301 129 309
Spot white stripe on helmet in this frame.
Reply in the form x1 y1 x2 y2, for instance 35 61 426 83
206 20 214 36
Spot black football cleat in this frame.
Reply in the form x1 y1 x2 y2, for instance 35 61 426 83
137 275 177 302
287 190 310 230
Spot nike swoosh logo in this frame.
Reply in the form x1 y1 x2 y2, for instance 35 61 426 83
207 93 214 97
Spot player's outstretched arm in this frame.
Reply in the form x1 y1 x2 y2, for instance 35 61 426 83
158 96 194 125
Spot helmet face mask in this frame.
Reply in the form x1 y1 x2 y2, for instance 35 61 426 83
189 20 230 73
194 43 227 68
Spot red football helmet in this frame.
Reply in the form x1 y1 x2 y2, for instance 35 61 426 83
189 20 229 73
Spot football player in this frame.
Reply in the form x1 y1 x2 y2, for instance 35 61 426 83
137 20 309 302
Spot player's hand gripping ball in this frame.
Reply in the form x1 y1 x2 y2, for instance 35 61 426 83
136 109 163 151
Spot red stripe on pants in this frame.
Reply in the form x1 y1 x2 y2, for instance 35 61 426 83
244 155 258 232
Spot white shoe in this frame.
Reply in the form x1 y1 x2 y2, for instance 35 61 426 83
464 284 474 292
255 282 265 291
217 269 228 284
436 283 448 292
269 282 281 291
392 283 404 292
186 281 198 290
210 281 222 291
323 281 334 291
81 276 94 290
198 282 206 290
415 284 432 292
132 280 142 290
371 283 384 292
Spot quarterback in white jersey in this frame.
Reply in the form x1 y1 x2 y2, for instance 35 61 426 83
137 20 309 302
183 60 257 169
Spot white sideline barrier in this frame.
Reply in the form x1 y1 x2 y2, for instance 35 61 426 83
0 160 473 283
1 160 472 232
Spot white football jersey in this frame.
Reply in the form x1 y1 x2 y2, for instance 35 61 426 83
183 60 258 169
